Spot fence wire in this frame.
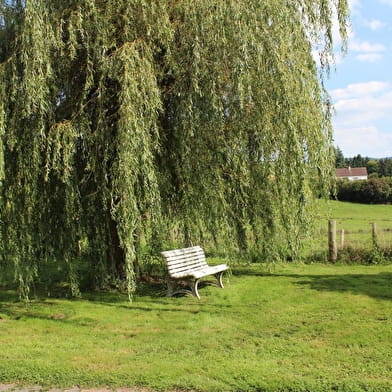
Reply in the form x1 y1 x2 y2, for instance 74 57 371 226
302 217 392 262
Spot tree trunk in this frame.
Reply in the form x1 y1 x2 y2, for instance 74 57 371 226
107 213 126 279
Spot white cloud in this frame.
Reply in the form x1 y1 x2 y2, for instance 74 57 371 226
344 1 387 63
350 40 386 53
378 0 392 7
331 82 392 157
363 19 386 30
334 126 392 157
356 53 383 62
334 91 392 124
348 39 386 62
331 81 390 100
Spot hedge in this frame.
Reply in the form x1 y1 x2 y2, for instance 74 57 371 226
335 177 392 204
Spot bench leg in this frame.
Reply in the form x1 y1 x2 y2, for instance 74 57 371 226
214 271 225 288
167 279 200 299
191 279 201 299
166 280 175 297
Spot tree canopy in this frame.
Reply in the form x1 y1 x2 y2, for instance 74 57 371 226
0 0 349 298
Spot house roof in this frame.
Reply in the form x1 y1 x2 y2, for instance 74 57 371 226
336 167 368 177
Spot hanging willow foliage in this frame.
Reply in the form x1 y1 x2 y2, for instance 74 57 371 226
0 0 349 298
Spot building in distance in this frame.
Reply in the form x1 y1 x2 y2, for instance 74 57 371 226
336 167 368 181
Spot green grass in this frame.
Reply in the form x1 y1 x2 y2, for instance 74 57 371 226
1 263 392 392
303 200 392 259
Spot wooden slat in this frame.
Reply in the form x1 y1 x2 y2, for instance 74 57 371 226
168 258 206 267
163 250 204 262
161 245 202 254
171 264 228 279
161 246 202 257
168 263 207 275
170 264 208 275
166 256 205 265
168 260 207 270
167 255 206 266
168 258 205 265
192 264 228 277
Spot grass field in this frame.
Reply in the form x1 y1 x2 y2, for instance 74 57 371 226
303 200 392 260
1 263 392 392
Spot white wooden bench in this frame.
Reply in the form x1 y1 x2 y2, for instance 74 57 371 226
161 246 229 299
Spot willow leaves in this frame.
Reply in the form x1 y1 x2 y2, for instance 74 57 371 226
0 0 349 297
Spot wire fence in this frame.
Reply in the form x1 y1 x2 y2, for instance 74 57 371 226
302 217 392 262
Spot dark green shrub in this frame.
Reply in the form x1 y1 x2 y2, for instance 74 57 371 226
336 177 392 204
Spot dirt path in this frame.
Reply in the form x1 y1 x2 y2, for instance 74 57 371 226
0 385 153 392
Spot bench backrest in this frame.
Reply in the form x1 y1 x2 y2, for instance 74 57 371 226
161 246 208 277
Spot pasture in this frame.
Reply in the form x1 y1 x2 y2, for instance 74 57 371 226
303 200 392 260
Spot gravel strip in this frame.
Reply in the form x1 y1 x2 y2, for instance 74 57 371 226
0 386 153 392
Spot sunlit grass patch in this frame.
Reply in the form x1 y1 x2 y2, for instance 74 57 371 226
1 263 392 391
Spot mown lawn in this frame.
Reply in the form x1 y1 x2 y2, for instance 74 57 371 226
1 263 391 392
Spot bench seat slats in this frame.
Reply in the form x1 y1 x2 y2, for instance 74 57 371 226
168 263 207 271
168 262 207 273
167 255 206 265
169 266 207 276
171 264 229 279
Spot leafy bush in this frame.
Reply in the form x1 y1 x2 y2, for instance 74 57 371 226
305 246 392 265
336 177 392 204
336 246 390 265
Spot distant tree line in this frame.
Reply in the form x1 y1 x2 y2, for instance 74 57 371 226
334 146 392 178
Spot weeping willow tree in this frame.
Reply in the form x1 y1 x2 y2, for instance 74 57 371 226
0 0 349 298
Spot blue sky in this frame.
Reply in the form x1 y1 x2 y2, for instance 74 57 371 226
326 0 392 158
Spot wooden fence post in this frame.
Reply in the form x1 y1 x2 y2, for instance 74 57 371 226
328 219 337 262
372 222 378 249
340 229 345 248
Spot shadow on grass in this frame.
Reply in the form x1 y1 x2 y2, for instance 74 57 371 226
293 272 392 301
1 269 391 322
230 266 392 301
0 280 211 322
230 266 274 277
